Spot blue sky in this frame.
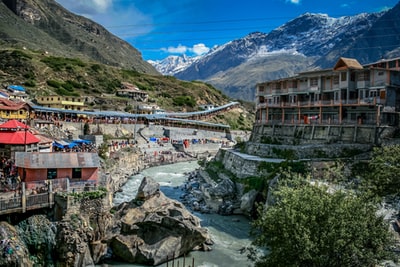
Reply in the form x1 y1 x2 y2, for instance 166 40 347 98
55 0 399 61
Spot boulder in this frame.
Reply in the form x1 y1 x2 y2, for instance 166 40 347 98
111 176 212 265
240 189 258 214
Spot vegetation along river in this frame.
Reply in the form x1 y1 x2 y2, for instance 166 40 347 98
111 161 253 267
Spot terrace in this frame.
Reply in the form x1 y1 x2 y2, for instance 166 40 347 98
0 178 99 216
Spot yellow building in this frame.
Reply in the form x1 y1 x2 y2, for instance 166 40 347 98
0 99 31 120
35 95 86 111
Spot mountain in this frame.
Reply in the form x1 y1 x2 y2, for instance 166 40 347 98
0 0 159 75
0 0 256 130
151 3 400 101
148 54 201 76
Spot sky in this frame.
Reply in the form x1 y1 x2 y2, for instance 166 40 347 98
55 0 399 61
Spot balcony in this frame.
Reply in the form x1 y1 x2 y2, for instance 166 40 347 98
256 98 384 110
356 81 370 88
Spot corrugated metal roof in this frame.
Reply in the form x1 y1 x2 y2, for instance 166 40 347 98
30 102 238 129
14 152 100 169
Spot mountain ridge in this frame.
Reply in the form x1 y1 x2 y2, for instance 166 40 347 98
0 0 159 75
150 3 400 101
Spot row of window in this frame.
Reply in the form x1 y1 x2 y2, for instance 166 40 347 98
259 71 385 91
47 168 81 180
39 97 82 102
260 89 385 104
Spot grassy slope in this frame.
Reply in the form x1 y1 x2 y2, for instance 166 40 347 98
0 48 255 130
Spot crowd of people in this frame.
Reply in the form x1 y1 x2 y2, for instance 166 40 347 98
0 158 20 193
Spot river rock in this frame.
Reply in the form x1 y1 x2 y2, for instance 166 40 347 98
111 176 212 265
240 189 258 214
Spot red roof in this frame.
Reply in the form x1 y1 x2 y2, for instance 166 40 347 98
0 99 27 111
0 119 29 129
0 131 40 145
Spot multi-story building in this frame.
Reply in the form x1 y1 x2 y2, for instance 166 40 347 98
35 95 86 111
255 57 400 126
0 98 32 120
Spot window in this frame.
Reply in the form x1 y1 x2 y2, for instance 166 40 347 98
389 60 397 69
310 78 318 86
369 90 378 97
72 168 82 179
377 62 387 68
333 76 339 84
350 73 355 81
289 80 297 88
358 71 370 81
341 72 347 81
47 169 57 179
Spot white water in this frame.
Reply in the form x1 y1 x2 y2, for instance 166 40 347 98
111 161 254 267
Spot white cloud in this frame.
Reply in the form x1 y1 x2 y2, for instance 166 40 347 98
161 43 210 56
162 44 188 54
286 0 300 4
56 0 152 38
190 43 210 55
56 0 112 15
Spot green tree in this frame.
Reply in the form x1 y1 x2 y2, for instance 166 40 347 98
250 176 396 267
362 145 400 197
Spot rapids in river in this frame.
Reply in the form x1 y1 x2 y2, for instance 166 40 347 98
111 161 254 267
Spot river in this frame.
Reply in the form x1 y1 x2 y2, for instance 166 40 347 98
111 161 254 267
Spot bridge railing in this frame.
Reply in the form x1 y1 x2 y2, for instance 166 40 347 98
0 178 99 215
0 196 21 211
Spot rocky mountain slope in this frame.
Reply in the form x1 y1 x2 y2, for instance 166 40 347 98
152 2 400 101
0 0 158 74
0 0 256 130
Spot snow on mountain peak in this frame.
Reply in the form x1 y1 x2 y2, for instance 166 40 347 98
148 54 201 76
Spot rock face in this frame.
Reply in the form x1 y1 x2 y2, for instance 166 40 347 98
111 176 212 265
55 195 113 266
0 221 33 266
1 0 159 73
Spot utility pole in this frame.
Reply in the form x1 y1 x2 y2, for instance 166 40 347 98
24 111 29 152
133 102 138 144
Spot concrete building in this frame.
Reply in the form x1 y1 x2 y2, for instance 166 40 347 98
255 57 400 126
0 98 32 120
35 95 86 111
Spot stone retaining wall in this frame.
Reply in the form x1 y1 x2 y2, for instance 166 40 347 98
250 124 396 145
